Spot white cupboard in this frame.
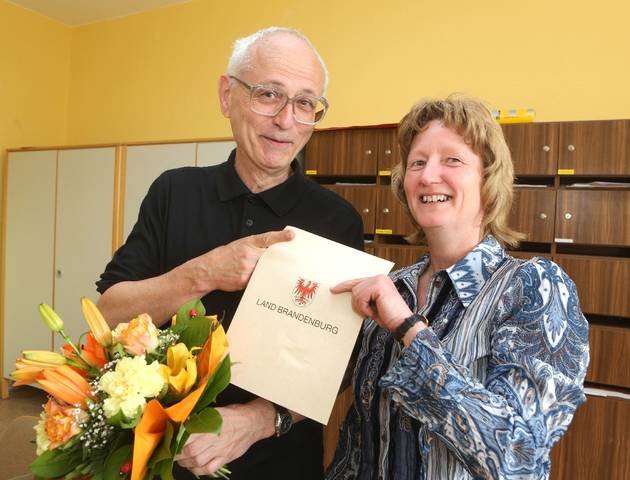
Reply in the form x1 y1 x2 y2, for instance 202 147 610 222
3 148 115 376
123 143 196 241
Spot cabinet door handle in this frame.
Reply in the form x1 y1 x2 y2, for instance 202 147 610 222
542 145 550 152
384 149 392 155
539 213 547 220
365 149 372 155
564 212 572 220
362 208 370 214
567 144 575 152
56 269 62 278
382 208 390 214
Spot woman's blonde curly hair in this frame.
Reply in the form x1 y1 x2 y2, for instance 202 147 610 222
392 95 524 247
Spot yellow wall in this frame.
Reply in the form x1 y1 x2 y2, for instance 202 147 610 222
0 1 71 154
2 0 630 148
65 0 630 146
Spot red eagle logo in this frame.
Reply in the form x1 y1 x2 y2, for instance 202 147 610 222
292 278 319 307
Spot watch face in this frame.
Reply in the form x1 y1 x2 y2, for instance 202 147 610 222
277 411 292 435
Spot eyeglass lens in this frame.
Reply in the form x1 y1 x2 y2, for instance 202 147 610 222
250 86 326 124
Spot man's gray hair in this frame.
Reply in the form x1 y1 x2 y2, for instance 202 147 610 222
226 26 329 95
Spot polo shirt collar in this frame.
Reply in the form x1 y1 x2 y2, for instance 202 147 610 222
217 149 305 216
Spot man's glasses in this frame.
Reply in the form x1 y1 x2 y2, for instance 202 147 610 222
229 75 328 126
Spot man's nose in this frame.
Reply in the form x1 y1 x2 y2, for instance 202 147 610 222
273 101 295 129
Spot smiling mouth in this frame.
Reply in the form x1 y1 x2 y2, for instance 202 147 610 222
421 194 451 204
263 136 292 145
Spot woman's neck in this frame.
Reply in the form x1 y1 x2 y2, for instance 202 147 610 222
424 228 482 273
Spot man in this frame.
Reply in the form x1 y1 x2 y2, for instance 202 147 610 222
96 27 364 479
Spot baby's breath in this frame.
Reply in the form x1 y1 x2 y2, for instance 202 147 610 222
78 398 115 456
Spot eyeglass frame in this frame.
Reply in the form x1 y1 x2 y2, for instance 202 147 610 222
228 75 329 126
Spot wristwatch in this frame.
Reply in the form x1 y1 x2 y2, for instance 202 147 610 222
273 404 293 437
392 312 424 342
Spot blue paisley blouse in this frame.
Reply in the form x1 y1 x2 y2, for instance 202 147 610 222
326 236 589 480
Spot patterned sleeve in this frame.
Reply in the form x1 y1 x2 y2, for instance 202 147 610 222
379 258 590 479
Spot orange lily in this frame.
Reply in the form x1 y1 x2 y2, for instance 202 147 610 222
38 365 93 407
62 333 108 371
81 297 112 347
11 351 67 386
131 322 228 480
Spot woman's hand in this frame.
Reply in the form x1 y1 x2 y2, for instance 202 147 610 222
331 275 414 332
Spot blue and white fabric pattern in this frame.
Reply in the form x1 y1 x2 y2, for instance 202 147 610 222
326 235 589 480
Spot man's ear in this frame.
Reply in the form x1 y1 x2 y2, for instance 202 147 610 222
218 75 231 118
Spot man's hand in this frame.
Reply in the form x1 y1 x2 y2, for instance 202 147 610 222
175 398 276 476
183 229 295 295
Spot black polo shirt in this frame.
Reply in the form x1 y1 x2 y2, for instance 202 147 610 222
96 149 364 479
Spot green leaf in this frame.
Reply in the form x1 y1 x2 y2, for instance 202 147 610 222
149 421 175 467
194 355 231 412
30 445 83 477
175 299 206 326
173 424 191 456
177 315 212 349
103 444 132 480
107 406 142 429
185 407 222 434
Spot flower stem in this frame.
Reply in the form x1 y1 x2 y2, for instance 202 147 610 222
59 329 96 370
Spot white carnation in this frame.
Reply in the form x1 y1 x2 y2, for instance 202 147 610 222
99 355 165 420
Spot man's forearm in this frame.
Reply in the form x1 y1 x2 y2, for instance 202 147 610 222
97 263 208 327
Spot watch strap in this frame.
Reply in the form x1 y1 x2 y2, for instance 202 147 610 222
392 312 424 342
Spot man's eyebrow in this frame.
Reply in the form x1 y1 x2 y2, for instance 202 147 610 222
261 80 319 96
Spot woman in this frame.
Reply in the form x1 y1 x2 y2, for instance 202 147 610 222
326 97 589 479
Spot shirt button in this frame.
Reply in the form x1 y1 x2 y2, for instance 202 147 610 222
245 218 254 227
247 195 255 204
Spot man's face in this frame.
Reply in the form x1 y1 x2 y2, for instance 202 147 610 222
219 34 325 182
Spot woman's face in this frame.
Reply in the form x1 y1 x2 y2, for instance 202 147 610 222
403 120 484 243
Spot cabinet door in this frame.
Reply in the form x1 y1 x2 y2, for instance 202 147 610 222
586 325 630 388
376 127 399 173
555 254 630 318
345 129 379 175
374 245 428 270
196 141 236 167
509 188 556 242
124 143 196 240
54 148 115 346
375 186 415 236
558 120 630 175
502 123 558 175
323 185 376 234
304 130 347 175
3 151 56 377
550 394 629 480
555 190 630 246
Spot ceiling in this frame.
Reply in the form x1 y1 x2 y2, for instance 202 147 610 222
8 0 193 26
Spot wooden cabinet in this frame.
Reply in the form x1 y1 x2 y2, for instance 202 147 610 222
558 120 630 175
555 189 630 246
502 122 558 175
374 127 399 172
375 186 415 236
323 185 376 234
555 254 630 318
551 393 629 480
305 127 398 176
374 244 428 270
586 325 630 389
3 148 115 375
509 188 556 242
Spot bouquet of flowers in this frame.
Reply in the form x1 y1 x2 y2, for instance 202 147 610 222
11 297 231 480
